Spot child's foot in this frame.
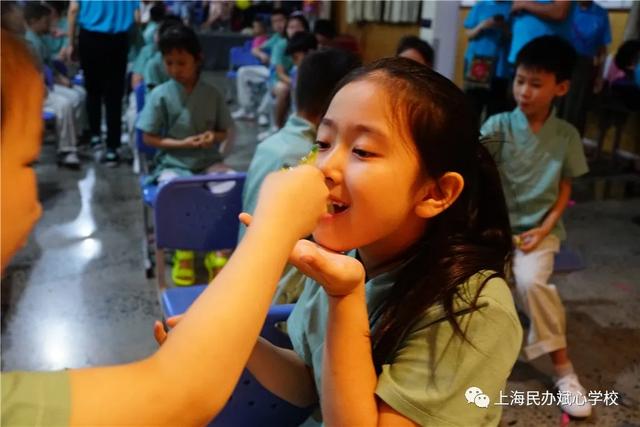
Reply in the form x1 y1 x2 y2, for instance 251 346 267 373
172 250 195 286
102 149 120 168
59 152 80 169
204 252 228 282
555 373 592 418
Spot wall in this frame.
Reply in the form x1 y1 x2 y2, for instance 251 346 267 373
333 2 637 157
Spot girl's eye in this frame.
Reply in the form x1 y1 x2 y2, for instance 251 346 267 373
314 141 331 150
353 148 374 158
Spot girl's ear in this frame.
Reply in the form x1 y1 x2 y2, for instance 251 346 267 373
414 172 464 219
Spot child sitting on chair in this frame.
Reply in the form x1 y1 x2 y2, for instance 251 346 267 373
137 23 233 286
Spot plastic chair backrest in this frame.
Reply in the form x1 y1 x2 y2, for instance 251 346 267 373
209 303 313 426
229 46 261 70
43 65 54 89
154 173 246 252
134 82 157 157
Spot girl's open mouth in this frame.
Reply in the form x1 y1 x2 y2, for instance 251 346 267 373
327 200 349 216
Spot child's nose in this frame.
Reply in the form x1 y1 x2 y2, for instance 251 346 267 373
317 150 344 187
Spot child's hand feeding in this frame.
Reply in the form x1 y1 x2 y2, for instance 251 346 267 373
250 165 329 240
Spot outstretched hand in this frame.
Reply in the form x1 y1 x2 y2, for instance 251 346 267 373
239 213 365 297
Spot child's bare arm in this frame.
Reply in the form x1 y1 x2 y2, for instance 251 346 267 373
143 132 202 149
246 338 318 408
69 166 329 426
519 178 571 252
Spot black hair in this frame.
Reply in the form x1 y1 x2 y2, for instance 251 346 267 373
327 58 513 371
1 1 18 16
158 22 202 58
296 48 361 118
271 8 287 18
396 35 434 67
287 12 310 34
313 19 336 39
515 35 577 82
149 4 166 23
24 2 51 23
285 31 317 56
614 39 640 72
45 1 68 16
157 15 182 38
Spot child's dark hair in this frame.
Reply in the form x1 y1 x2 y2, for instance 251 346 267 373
288 12 310 34
271 8 287 18
45 1 68 16
516 35 577 82
24 1 51 23
313 19 336 39
285 31 317 56
614 39 640 73
296 48 361 118
157 14 182 38
158 22 202 58
396 35 434 66
329 58 513 371
149 4 166 23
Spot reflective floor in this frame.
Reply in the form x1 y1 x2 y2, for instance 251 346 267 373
1 73 639 426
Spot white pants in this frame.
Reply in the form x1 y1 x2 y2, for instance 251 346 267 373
513 234 566 360
236 65 269 111
53 84 87 132
44 91 78 153
158 164 236 194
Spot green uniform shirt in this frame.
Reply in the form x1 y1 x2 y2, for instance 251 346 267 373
132 43 157 77
481 108 589 240
143 51 169 89
288 270 522 426
136 76 232 182
1 371 70 427
24 30 50 68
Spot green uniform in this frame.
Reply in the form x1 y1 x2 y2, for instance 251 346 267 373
481 107 589 239
1 371 70 427
136 76 232 183
288 270 523 426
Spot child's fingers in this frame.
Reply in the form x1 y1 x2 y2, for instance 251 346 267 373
166 315 182 328
238 212 253 227
153 320 168 345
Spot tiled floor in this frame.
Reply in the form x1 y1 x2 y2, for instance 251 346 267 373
2 72 639 426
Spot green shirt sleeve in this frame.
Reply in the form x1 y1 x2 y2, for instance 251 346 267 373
214 89 232 132
136 87 165 135
561 125 589 179
1 371 71 427
375 276 522 427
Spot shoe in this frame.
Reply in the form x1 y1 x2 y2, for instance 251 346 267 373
90 135 102 149
258 114 269 127
172 250 195 286
59 152 80 168
231 108 255 120
102 149 119 168
555 373 592 418
204 252 228 282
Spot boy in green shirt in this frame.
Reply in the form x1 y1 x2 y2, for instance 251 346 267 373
481 35 590 418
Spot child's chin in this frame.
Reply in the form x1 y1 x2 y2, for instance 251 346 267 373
312 230 354 253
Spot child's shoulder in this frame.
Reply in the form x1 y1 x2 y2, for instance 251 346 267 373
194 78 225 99
550 116 581 143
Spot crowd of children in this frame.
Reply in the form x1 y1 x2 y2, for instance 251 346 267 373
2 0 640 425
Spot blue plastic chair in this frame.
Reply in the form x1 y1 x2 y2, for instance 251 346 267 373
226 44 261 80
161 288 313 426
153 172 247 289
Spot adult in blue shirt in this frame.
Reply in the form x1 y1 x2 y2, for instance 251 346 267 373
508 0 573 64
558 1 611 136
64 0 139 166
463 0 512 118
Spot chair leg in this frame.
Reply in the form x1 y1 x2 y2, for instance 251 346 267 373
156 248 167 290
610 114 628 168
